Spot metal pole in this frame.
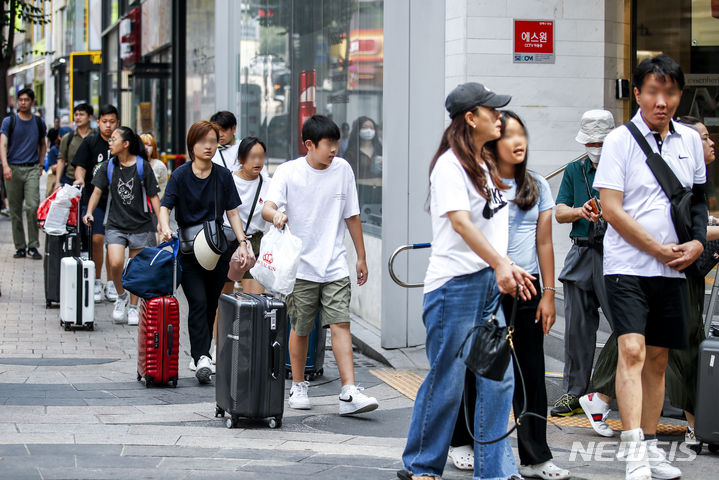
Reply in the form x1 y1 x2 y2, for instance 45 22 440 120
171 0 186 156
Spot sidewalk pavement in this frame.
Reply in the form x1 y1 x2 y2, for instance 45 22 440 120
1 216 718 479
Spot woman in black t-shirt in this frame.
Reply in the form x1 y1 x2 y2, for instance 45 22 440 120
159 121 249 385
83 126 160 327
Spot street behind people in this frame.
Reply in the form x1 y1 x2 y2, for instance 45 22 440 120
83 127 160 326
158 120 250 384
594 54 707 480
399 83 535 480
0 87 47 260
551 109 616 422
72 104 119 303
262 115 379 417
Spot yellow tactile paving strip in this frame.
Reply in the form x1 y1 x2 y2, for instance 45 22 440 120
371 369 686 436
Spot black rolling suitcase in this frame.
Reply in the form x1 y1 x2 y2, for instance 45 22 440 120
694 334 719 454
44 230 81 308
215 292 287 429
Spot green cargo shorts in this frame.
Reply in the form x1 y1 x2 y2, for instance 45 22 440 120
287 277 351 336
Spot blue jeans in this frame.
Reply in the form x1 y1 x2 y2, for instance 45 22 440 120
402 268 518 480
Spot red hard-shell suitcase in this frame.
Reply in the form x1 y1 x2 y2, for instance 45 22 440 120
137 296 180 387
136 242 180 387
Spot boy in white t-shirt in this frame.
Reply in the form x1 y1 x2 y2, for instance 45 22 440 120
262 115 379 416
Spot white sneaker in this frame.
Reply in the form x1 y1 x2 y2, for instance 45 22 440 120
288 381 311 410
127 305 139 326
618 430 651 480
188 358 196 372
210 343 216 365
519 460 570 480
105 281 118 302
685 426 700 446
580 392 615 437
112 293 129 323
94 279 103 303
338 385 379 416
646 439 682 479
195 355 213 384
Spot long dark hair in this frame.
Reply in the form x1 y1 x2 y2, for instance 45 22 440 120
429 108 506 201
114 126 148 162
484 110 538 211
345 116 382 177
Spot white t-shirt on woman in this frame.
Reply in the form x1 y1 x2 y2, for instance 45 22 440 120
223 173 271 235
424 149 509 293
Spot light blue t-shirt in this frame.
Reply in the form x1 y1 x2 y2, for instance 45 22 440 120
504 172 555 275
0 114 45 165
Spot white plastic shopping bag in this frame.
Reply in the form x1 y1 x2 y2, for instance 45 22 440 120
250 225 303 295
44 185 81 235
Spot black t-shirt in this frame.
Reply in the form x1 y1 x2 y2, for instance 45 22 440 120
92 158 160 233
161 162 241 228
72 133 110 208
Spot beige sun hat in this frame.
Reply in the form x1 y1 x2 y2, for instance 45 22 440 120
575 110 615 144
192 223 227 271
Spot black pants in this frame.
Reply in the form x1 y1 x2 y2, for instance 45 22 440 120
451 278 551 466
180 253 230 363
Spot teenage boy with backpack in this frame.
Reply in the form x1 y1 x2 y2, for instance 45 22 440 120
262 114 379 416
55 103 94 189
0 87 47 260
72 104 119 303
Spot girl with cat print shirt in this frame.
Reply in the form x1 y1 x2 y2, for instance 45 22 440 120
83 126 160 326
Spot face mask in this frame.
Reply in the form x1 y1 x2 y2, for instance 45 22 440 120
359 128 375 140
586 146 602 163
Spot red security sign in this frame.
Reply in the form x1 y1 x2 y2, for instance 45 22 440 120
514 20 555 64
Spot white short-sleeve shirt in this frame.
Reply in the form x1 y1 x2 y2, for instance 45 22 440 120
593 110 706 278
424 149 509 293
264 156 360 283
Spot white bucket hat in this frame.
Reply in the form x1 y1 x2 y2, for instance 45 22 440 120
575 110 615 144
192 224 226 271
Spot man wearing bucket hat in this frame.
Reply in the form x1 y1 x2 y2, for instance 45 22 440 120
551 110 616 420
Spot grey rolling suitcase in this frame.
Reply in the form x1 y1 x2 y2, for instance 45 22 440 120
215 292 287 429
694 335 719 453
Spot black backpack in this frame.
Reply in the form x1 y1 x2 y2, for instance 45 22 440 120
6 113 45 149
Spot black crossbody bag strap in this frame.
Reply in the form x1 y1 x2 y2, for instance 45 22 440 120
244 175 263 234
218 149 227 169
579 158 594 201
625 122 685 200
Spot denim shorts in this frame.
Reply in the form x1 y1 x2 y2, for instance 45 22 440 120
104 229 156 250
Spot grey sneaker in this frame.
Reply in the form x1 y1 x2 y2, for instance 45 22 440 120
112 292 129 323
105 281 119 302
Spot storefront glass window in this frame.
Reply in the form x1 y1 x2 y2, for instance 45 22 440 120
635 0 719 211
234 0 384 236
186 0 216 130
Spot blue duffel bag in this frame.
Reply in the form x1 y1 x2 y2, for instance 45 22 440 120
122 238 182 299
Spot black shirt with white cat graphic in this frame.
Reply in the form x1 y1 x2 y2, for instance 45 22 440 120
92 158 160 234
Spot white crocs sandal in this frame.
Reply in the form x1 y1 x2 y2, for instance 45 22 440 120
448 445 474 470
519 460 570 480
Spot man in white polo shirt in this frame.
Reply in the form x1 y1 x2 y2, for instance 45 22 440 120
594 54 707 480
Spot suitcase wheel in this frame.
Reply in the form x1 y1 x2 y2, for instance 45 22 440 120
317 368 323 377
709 444 719 454
285 371 292 380
268 417 281 429
171 379 177 388
87 323 94 331
63 322 70 331
226 416 238 429
304 374 312 382
215 406 225 418
689 443 702 454
137 373 142 382
46 300 52 308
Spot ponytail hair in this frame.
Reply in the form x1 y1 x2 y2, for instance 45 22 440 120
115 126 148 161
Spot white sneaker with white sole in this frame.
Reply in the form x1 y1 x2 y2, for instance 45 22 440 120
338 385 378 416
618 429 651 480
188 358 196 372
646 439 681 479
127 305 139 326
105 281 119 302
112 292 129 324
580 392 615 437
288 381 311 410
94 279 104 303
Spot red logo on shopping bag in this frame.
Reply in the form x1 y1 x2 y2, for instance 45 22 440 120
263 252 273 264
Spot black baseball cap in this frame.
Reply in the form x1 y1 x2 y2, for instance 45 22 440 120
445 82 511 119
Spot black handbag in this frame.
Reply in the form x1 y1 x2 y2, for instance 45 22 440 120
625 122 702 265
178 165 228 256
694 240 719 277
456 289 546 445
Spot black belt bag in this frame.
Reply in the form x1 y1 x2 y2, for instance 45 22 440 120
177 166 229 257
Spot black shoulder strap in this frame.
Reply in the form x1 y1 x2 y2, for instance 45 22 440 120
6 114 15 148
245 175 263 233
579 159 593 200
624 122 685 199
218 148 227 168
35 116 44 146
213 165 219 221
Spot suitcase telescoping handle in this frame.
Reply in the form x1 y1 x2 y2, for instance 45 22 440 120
171 234 179 296
87 220 93 263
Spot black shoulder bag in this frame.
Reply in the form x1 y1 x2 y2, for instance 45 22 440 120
179 166 228 257
579 159 607 250
456 288 548 444
625 122 708 277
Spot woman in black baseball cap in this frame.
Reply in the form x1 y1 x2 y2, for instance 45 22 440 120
399 83 535 480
